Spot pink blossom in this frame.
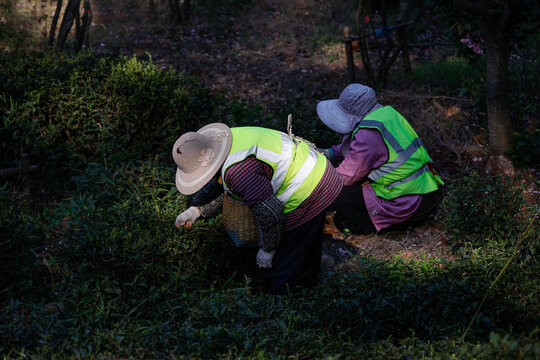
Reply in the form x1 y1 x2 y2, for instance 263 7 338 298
460 33 484 55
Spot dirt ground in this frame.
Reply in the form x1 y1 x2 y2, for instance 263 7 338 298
89 0 355 111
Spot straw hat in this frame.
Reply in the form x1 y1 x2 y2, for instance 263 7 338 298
316 83 382 134
172 123 232 195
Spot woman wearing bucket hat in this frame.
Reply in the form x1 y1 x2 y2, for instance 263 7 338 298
318 84 445 234
172 123 343 295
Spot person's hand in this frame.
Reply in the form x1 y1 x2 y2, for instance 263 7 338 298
175 206 201 230
256 248 276 269
318 148 333 161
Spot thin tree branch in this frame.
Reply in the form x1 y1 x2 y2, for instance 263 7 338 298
382 3 432 84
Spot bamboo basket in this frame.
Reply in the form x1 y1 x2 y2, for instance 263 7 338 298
222 192 259 247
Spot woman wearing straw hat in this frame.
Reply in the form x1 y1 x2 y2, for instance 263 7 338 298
172 123 343 295
318 84 445 235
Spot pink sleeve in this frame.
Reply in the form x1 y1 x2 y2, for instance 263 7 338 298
330 143 345 163
336 129 388 186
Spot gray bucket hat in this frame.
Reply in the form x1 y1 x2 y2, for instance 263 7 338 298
172 123 232 195
317 83 382 134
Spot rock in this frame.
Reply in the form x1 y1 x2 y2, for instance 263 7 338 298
523 181 539 206
485 155 515 177
321 255 336 274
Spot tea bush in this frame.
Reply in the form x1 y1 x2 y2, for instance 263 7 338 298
0 161 261 354
104 57 219 160
439 171 528 247
0 188 49 299
0 50 109 103
2 169 539 357
2 228 539 358
1 50 218 174
1 49 342 175
505 130 540 168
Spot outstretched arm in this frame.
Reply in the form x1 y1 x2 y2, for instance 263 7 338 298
175 176 224 229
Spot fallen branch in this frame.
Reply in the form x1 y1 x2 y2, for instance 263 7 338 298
0 165 39 177
0 154 38 177
382 92 474 103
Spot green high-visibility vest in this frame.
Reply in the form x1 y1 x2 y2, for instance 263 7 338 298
353 106 444 199
221 127 327 213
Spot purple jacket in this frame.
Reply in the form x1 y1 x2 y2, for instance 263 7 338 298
331 128 422 231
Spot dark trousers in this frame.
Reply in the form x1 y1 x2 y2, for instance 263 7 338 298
327 185 376 234
264 212 325 295
328 185 444 235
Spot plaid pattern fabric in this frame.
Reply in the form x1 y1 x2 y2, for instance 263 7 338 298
224 156 343 230
223 155 274 206
284 161 343 229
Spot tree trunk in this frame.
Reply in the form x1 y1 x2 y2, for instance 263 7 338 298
482 20 514 154
376 3 431 86
56 0 81 50
397 0 412 74
455 0 519 155
397 26 411 73
74 2 81 46
48 0 62 47
168 0 181 24
75 0 91 51
83 0 92 48
356 0 374 82
179 0 190 25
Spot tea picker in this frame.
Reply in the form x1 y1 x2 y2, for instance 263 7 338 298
172 122 343 295
318 83 445 235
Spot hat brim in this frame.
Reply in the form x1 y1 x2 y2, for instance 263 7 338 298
175 123 232 195
316 99 360 134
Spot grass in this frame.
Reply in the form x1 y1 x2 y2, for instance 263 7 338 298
395 55 482 94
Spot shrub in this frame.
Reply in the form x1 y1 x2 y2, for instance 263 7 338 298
0 160 260 354
1 51 220 176
0 188 48 299
3 246 539 357
0 50 111 168
104 56 218 160
505 130 540 168
440 171 527 247
0 50 109 103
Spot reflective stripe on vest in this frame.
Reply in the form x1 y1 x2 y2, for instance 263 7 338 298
222 127 327 212
361 119 426 182
353 106 444 199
